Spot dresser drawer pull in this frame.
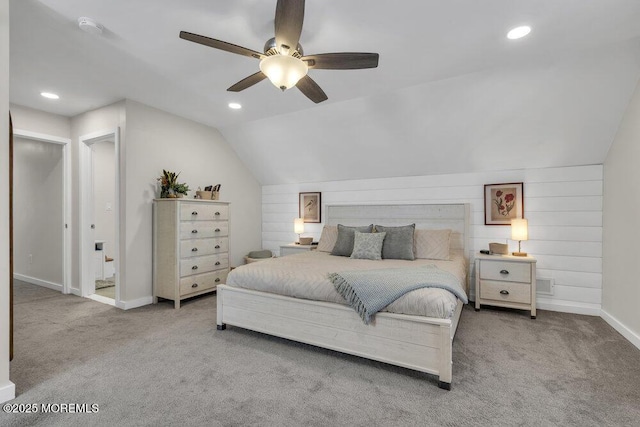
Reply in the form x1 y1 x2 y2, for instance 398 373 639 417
215 228 221 232
191 283 198 288
500 269 509 275
191 265 198 270
191 248 198 252
191 230 198 234
191 211 198 215
500 290 509 295
215 261 221 266
215 245 221 249
215 278 221 283
215 212 221 216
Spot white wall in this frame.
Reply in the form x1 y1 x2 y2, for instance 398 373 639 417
93 140 116 260
602 78 640 348
263 165 603 315
0 0 15 403
12 137 64 286
9 103 70 139
123 100 262 302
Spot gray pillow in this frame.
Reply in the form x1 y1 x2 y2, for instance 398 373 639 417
374 224 416 260
331 224 373 257
351 231 386 260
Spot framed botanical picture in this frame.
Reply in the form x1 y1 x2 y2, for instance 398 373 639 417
299 192 321 223
484 183 524 225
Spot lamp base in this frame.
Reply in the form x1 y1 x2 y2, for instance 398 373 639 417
512 251 528 257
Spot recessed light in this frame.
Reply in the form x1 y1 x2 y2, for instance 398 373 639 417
228 102 242 110
507 26 531 40
41 92 60 100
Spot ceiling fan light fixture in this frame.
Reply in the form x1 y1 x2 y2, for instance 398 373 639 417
507 25 531 40
259 54 308 91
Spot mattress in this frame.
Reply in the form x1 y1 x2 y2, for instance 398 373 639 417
226 250 468 319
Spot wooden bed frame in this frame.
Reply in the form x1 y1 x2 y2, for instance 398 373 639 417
217 203 470 389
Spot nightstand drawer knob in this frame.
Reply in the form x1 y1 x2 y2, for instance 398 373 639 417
191 248 198 252
192 265 198 270
215 261 221 266
215 245 221 249
191 283 198 288
500 269 509 275
215 212 221 216
192 211 198 215
215 278 221 283
191 230 198 234
215 228 221 232
500 290 509 295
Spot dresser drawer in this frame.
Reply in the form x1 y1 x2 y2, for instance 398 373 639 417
480 261 531 283
180 203 229 221
180 238 229 258
480 280 531 304
179 254 228 277
180 221 229 239
179 270 228 296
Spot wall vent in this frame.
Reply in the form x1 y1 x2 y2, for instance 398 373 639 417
537 278 555 295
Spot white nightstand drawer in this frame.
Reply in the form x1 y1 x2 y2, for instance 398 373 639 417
479 280 531 305
180 238 229 258
179 254 228 277
480 261 530 283
180 221 228 239
180 203 229 221
179 270 227 296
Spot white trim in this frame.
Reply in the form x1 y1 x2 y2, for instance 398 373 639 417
79 128 122 307
13 129 71 294
13 273 62 292
88 293 116 307
0 382 16 403
600 309 640 350
536 298 600 316
116 296 153 310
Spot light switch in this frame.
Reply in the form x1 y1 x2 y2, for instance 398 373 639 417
106 202 112 211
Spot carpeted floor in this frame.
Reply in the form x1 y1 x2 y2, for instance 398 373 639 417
4 280 640 426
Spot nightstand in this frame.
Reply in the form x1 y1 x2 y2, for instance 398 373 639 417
280 244 317 257
475 253 537 318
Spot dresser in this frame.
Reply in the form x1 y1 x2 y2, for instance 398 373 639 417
280 243 317 256
153 199 230 309
474 254 537 318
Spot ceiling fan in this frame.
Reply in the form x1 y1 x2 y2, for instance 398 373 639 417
179 0 379 103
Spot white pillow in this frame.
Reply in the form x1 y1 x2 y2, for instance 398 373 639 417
414 229 452 260
317 225 338 252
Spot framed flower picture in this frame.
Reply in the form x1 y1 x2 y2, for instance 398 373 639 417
484 183 524 225
299 192 321 223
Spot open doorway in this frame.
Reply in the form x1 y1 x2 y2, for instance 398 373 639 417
79 128 121 306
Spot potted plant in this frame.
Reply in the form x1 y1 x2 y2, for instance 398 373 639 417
158 169 190 198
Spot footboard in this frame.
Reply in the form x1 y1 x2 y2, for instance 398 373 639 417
217 284 457 389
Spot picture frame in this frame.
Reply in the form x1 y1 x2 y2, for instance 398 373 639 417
484 183 524 225
299 192 321 223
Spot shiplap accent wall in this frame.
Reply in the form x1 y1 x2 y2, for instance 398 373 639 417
262 165 602 315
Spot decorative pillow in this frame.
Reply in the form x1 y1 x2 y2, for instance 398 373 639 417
350 231 386 260
374 224 416 260
414 229 452 260
331 224 374 257
317 225 338 252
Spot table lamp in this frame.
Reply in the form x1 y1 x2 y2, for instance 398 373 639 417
294 218 305 244
511 218 528 257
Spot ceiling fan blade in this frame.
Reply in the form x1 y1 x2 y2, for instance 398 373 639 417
227 72 267 92
296 75 328 103
302 53 379 70
274 0 305 53
179 31 264 60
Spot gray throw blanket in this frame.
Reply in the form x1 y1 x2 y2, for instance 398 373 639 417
328 265 468 324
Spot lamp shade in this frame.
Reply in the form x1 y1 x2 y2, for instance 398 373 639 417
511 218 528 241
294 217 305 235
259 55 308 91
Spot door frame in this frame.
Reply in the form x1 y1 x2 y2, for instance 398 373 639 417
79 128 121 306
13 129 72 294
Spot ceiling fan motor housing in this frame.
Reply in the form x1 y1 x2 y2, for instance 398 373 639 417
263 37 303 57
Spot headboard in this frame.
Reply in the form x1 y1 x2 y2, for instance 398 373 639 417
326 203 471 291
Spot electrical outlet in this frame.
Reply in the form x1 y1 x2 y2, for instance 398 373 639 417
29 254 33 264
106 202 112 212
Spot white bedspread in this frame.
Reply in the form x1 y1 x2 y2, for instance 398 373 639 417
226 251 467 319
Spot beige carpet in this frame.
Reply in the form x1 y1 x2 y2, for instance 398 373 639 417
5 279 640 426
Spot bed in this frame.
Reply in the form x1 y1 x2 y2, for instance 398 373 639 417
216 203 470 389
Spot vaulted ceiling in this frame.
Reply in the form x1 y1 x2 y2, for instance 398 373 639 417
10 0 640 184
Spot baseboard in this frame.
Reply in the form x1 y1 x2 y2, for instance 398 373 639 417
13 273 62 292
536 298 600 316
0 381 16 403
69 288 82 297
116 296 153 310
600 309 640 351
88 294 116 307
